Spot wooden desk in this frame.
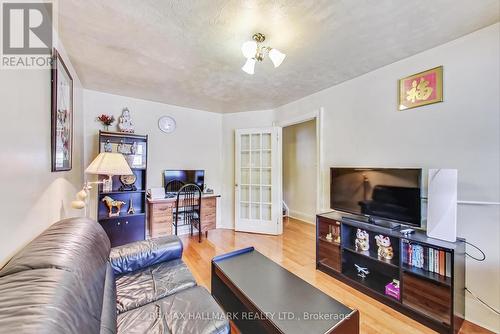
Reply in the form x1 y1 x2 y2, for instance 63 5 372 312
147 194 220 238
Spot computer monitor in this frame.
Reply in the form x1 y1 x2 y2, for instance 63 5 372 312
163 170 205 192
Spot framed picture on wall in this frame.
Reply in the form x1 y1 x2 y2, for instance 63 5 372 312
398 66 443 110
51 48 73 172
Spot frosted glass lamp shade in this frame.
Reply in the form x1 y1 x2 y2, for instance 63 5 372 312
241 41 257 59
241 58 256 75
269 48 286 68
85 153 133 176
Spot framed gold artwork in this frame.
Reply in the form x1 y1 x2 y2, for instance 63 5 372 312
398 66 443 110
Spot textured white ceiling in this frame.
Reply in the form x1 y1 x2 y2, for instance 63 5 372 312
59 0 499 113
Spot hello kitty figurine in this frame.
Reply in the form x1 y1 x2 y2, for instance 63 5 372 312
355 229 370 252
375 234 394 260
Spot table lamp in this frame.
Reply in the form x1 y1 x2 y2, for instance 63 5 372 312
71 152 133 210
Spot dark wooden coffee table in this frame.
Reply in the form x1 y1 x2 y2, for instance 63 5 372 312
211 247 359 334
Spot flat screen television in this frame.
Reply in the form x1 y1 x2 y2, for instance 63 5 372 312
330 167 422 227
164 170 205 192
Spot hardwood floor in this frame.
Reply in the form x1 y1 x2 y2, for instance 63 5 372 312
180 217 493 334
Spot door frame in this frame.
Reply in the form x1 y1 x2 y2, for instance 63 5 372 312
277 107 325 219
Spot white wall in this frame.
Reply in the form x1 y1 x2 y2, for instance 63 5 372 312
274 23 500 332
282 120 317 223
0 41 84 266
83 90 224 228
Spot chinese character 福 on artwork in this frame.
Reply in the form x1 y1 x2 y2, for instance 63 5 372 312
398 66 443 110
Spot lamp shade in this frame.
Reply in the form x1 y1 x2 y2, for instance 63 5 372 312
269 48 286 68
85 152 133 176
241 58 256 75
241 41 257 59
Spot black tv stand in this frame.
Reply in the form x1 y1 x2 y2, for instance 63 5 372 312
316 212 465 334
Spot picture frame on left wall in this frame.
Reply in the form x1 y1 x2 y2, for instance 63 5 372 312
51 48 73 172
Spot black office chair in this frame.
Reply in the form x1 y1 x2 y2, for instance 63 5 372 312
165 179 185 193
174 184 203 242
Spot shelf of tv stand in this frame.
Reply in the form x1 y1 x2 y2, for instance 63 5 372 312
318 236 340 246
99 190 146 196
98 212 145 222
343 246 399 268
402 263 452 287
342 265 401 302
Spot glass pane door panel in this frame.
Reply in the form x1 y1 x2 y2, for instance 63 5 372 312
240 186 249 202
251 151 261 167
262 133 271 150
251 134 261 150
251 186 260 202
262 169 271 185
236 127 281 235
241 135 250 150
262 151 271 167
240 203 249 219
262 186 271 203
262 204 272 221
251 168 260 185
241 152 250 167
241 168 250 184
251 203 261 220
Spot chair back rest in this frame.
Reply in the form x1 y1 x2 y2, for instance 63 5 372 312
175 184 202 225
165 179 185 193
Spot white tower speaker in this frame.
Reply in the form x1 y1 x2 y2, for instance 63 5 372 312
426 169 458 242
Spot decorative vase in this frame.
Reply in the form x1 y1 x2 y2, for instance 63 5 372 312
104 125 109 131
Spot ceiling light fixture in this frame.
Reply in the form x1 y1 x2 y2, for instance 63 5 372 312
241 33 286 75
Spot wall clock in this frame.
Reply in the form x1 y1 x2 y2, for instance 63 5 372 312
158 116 176 134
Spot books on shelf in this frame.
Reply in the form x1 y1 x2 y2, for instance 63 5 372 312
402 240 451 277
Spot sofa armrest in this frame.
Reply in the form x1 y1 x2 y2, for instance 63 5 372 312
109 236 183 275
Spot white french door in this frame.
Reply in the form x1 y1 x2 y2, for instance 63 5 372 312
235 127 282 235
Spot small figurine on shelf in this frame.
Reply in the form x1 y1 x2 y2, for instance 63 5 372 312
102 196 126 217
325 225 333 241
355 264 370 279
97 114 115 131
130 141 138 155
334 223 341 244
117 140 128 154
375 234 394 260
355 228 370 252
118 107 135 133
103 140 113 153
127 197 135 215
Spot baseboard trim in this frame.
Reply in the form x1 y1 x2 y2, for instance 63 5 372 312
288 210 315 225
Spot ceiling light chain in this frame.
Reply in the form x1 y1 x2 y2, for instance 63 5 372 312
241 33 286 75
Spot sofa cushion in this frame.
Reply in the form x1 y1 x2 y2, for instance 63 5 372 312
116 301 172 334
110 236 183 276
117 286 230 334
101 263 117 334
116 259 196 314
0 269 101 334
